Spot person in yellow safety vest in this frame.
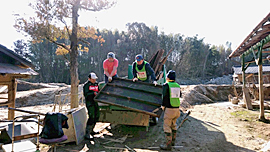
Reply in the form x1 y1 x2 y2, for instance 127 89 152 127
160 70 182 150
132 54 157 86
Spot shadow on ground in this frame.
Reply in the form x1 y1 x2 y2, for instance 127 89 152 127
48 112 256 152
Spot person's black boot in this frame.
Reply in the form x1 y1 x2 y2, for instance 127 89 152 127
171 130 177 146
160 132 172 150
84 125 93 140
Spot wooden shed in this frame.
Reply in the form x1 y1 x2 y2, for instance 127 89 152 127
233 65 270 84
229 12 270 121
0 44 38 120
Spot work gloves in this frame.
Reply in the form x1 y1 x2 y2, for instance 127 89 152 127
153 81 157 86
161 106 165 111
133 78 158 86
108 76 112 82
132 77 138 82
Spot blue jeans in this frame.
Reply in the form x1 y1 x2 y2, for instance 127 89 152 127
104 74 118 83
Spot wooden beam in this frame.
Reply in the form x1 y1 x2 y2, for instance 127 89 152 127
244 34 270 57
13 133 39 141
229 12 270 58
8 78 17 120
0 75 11 82
245 58 268 64
258 62 266 121
0 102 11 106
8 107 46 115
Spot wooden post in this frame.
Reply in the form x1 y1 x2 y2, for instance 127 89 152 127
232 82 239 99
8 78 17 120
241 55 253 110
258 46 266 121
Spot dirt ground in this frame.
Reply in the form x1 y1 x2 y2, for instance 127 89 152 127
0 102 269 152
0 83 270 152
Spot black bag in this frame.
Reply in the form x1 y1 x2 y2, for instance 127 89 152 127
40 112 69 139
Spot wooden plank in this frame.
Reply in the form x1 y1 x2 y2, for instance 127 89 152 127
102 135 128 144
109 79 163 94
232 83 239 99
125 145 136 152
13 133 38 141
107 83 161 96
62 112 76 144
95 95 159 117
0 102 11 106
100 87 161 106
63 107 87 145
103 146 127 150
243 87 253 110
99 110 150 126
0 75 11 82
8 107 46 115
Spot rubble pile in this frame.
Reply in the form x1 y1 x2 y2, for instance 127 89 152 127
205 75 233 85
12 80 84 107
182 84 241 106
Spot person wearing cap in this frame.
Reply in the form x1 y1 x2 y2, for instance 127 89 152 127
160 70 181 150
103 52 118 83
83 72 100 140
132 54 157 85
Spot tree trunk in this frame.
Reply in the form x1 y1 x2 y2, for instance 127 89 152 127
202 49 210 79
70 1 80 108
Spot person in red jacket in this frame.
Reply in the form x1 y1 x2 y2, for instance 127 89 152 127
83 72 99 140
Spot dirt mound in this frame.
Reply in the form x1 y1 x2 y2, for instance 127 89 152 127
17 80 68 91
14 81 84 107
182 84 241 106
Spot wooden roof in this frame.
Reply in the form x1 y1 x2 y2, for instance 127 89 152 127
0 44 38 76
229 12 270 58
233 65 270 75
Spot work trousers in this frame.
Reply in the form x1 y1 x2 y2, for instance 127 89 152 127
86 101 100 126
163 108 180 133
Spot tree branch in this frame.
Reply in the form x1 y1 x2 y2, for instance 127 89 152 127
78 38 91 46
46 36 71 52
60 19 71 39
80 6 99 12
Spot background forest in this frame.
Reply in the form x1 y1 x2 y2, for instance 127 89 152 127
13 22 240 85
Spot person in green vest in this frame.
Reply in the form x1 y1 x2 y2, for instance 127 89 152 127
132 54 157 85
160 70 181 150
83 72 100 140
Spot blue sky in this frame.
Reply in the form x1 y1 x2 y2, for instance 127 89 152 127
1 0 270 51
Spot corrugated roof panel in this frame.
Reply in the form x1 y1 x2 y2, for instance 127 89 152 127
94 78 163 117
233 65 270 74
0 63 38 75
